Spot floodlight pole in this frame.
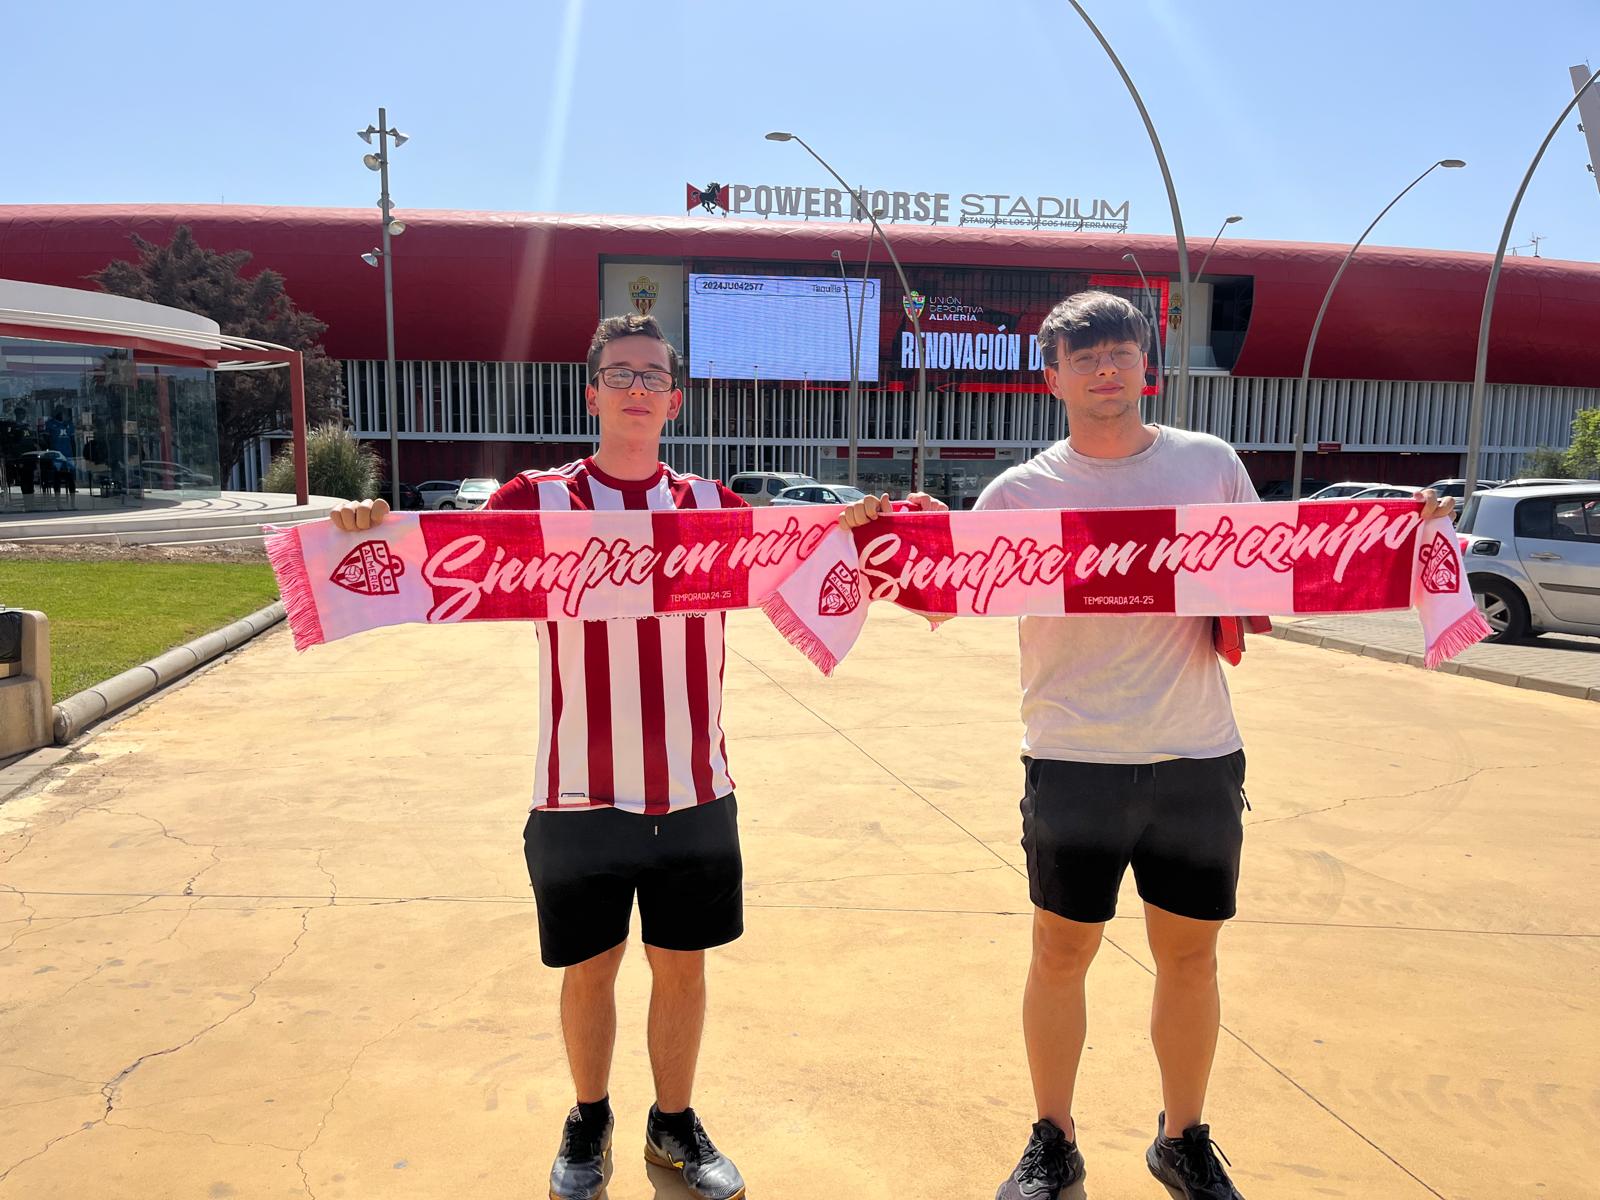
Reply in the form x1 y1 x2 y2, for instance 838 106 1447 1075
370 106 403 509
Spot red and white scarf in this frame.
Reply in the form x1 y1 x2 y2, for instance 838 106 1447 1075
265 500 1490 672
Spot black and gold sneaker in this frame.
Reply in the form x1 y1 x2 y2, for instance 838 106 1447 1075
1146 1111 1244 1199
643 1105 745 1200
549 1106 612 1200
996 1117 1086 1199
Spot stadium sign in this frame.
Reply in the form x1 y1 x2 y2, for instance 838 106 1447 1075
686 180 1129 231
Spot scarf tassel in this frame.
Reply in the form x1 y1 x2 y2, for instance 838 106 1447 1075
263 526 328 650
1424 607 1493 670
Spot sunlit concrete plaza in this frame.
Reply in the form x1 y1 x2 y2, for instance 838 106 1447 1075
0 605 1593 1199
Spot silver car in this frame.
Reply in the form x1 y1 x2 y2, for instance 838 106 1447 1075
770 484 869 507
1458 483 1600 641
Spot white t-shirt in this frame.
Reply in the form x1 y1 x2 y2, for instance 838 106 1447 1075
974 426 1258 765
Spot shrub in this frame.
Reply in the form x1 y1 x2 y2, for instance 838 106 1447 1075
263 423 381 501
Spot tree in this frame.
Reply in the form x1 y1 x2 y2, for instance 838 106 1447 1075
1564 407 1600 480
89 227 345 483
1519 447 1571 478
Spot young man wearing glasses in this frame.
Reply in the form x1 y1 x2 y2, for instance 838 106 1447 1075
842 291 1451 1199
330 313 747 1200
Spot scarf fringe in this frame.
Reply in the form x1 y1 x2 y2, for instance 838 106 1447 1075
263 525 327 650
760 592 839 676
1425 607 1493 670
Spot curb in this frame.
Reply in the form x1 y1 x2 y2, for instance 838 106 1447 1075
51 601 287 743
1265 623 1600 702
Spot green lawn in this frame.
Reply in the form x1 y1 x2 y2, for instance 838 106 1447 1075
1 561 281 702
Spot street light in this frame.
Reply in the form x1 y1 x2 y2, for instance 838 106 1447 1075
1121 251 1165 423
766 131 929 492
1064 1 1192 426
830 250 859 486
1179 214 1242 399
1290 159 1466 500
1465 65 1600 503
832 223 882 487
356 107 408 509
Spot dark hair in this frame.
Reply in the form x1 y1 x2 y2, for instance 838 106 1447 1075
586 313 681 383
1036 290 1150 366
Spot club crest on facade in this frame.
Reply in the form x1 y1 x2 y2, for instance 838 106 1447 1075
628 274 659 316
331 540 407 597
903 290 926 322
818 561 862 616
1416 531 1460 595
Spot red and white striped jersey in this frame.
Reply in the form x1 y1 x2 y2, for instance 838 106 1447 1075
485 458 746 814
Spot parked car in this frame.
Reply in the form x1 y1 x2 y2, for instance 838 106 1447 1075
1427 478 1501 504
727 471 818 506
770 484 869 506
453 478 500 510
1492 477 1586 489
1306 481 1385 500
1347 485 1424 499
1257 478 1330 501
415 479 463 509
395 482 425 510
1456 483 1600 642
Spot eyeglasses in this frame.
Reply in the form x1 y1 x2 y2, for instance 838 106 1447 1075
592 366 676 392
1056 346 1144 375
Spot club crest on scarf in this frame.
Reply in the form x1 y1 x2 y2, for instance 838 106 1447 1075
1416 531 1461 595
818 561 862 616
331 540 407 597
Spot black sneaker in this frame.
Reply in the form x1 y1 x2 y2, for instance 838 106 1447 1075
1146 1112 1244 1199
549 1106 613 1200
643 1105 746 1200
995 1118 1086 1199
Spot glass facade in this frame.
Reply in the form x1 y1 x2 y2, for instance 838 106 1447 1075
0 337 219 512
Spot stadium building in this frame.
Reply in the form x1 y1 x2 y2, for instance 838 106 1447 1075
2 204 1597 503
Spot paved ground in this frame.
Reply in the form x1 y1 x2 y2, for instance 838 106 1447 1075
1 608 1596 1199
1272 611 1600 701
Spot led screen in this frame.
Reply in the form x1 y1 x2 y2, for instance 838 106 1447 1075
687 274 880 381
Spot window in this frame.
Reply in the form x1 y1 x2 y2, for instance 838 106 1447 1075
766 478 785 495
1513 497 1600 542
1553 496 1600 542
730 476 761 495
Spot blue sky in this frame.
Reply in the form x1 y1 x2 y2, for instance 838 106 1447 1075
8 0 1599 261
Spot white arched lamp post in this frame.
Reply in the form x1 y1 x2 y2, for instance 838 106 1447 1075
1290 159 1466 501
1463 65 1600 503
766 131 929 492
1064 0 1192 425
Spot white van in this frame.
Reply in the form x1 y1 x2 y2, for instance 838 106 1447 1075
727 471 818 507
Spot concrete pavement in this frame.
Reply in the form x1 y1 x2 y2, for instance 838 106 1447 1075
1 607 1596 1199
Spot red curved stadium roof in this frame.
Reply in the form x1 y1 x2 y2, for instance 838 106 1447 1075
1 204 1597 387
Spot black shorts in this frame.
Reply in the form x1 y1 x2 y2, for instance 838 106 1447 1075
1020 751 1246 924
522 794 743 968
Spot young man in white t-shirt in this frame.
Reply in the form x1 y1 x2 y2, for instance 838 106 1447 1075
329 314 746 1200
843 291 1451 1200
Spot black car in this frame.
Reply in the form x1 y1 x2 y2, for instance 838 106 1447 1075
395 483 425 510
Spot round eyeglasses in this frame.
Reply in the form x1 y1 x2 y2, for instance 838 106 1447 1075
1059 346 1144 375
592 366 676 392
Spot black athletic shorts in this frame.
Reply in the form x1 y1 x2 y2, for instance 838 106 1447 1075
1020 751 1247 924
522 794 743 968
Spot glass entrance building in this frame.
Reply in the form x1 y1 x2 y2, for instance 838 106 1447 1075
0 281 221 512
